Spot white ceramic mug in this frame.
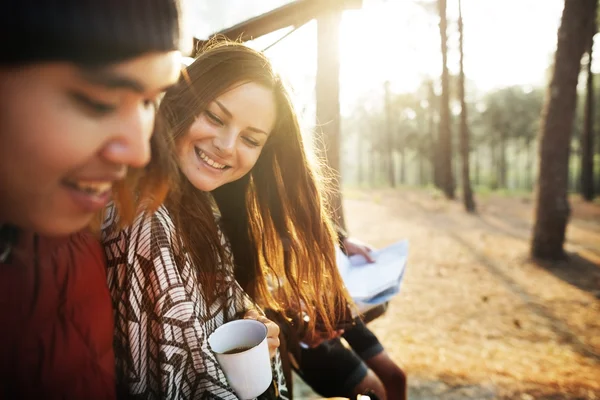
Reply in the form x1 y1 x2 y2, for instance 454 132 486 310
208 319 273 399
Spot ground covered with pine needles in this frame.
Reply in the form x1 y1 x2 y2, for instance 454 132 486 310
295 188 600 399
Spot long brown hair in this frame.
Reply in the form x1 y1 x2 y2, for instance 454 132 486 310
158 40 351 334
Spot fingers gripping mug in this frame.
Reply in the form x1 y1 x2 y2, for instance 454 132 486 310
208 319 273 399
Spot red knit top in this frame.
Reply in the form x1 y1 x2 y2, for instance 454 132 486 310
0 230 115 399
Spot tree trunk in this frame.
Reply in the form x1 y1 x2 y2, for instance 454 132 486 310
418 150 425 186
455 153 462 189
490 138 498 189
438 0 455 198
428 81 441 188
518 144 524 190
458 0 476 212
569 145 579 192
531 0 596 260
380 149 388 185
369 147 376 187
498 131 507 188
357 129 364 185
511 144 518 189
384 81 396 187
526 137 534 190
474 148 480 186
597 120 600 191
400 145 406 184
316 9 346 229
581 3 597 200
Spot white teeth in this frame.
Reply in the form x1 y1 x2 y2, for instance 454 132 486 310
197 149 227 169
72 181 112 195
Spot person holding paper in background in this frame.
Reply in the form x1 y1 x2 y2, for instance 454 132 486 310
291 235 407 400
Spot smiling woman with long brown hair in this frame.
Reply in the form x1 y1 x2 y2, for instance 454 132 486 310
102 40 352 399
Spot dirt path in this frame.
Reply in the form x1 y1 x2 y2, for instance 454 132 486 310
294 189 600 399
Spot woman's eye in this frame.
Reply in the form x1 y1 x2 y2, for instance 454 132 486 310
205 110 224 126
72 92 117 115
243 137 260 147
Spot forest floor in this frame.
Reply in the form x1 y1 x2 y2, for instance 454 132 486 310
293 188 600 400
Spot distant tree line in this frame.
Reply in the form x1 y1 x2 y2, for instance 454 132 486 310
338 0 599 261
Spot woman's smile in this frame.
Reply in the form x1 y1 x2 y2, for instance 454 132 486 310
194 147 230 170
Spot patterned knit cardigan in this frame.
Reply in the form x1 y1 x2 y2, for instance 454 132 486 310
102 204 289 400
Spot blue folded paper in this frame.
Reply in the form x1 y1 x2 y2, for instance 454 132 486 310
337 240 408 311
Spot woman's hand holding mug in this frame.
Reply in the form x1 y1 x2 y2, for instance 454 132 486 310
244 309 280 358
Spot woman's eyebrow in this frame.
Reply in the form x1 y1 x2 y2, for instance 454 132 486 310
214 100 232 118
247 127 268 136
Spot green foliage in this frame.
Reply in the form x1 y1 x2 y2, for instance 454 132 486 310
475 86 545 145
340 69 600 196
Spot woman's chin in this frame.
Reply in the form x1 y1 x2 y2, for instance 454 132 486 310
180 166 220 192
189 177 221 192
